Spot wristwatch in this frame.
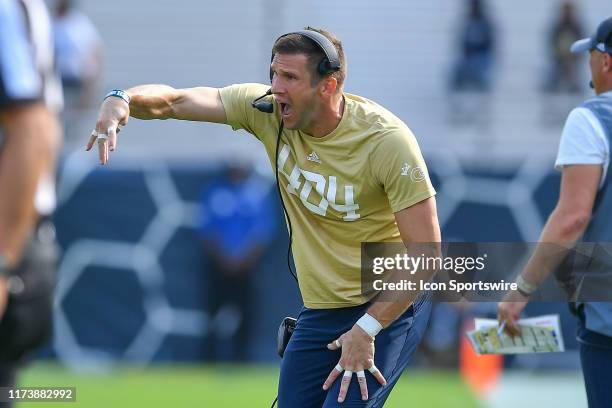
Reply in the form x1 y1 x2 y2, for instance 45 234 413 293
0 253 9 278
516 274 537 297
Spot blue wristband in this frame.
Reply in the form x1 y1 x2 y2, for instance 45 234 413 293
104 89 131 105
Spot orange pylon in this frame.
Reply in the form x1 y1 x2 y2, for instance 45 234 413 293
459 320 503 397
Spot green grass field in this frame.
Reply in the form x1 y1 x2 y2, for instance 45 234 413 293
13 363 480 408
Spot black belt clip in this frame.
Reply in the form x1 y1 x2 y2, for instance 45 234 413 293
277 316 297 358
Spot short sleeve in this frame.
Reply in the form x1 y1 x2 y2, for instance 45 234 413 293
555 107 608 170
371 127 436 213
218 83 275 139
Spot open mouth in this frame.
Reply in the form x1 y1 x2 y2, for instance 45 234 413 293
279 102 293 117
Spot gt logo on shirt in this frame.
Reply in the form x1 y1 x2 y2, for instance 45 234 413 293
277 144 361 221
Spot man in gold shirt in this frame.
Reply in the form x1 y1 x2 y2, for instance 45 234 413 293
88 28 440 407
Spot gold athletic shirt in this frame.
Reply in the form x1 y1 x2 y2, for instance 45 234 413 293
219 83 436 308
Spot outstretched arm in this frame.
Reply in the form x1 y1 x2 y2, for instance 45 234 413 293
127 85 226 122
86 85 227 164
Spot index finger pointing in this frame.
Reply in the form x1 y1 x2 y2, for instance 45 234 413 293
98 136 109 165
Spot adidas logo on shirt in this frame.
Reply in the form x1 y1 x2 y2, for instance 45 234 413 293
306 151 322 164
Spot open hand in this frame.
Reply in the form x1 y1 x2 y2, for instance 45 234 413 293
323 325 386 403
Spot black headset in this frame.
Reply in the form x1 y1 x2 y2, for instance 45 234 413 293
251 29 341 113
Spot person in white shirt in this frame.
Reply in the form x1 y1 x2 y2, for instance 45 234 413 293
498 16 612 408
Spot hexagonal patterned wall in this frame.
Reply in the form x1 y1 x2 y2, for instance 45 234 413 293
51 151 564 365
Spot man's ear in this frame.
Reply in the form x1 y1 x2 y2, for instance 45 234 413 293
604 53 612 72
320 76 338 96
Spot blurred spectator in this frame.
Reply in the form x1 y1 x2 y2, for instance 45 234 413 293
543 2 585 93
0 0 62 405
450 0 496 93
540 2 586 126
52 0 102 143
198 163 276 361
448 0 497 126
